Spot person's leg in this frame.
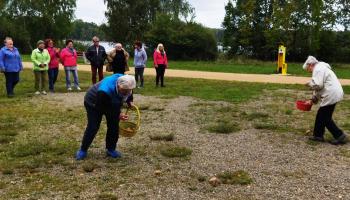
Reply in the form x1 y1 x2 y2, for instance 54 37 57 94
105 111 120 151
91 66 97 84
134 68 140 86
65 69 71 89
155 67 160 86
72 69 80 88
97 65 104 82
48 69 54 91
53 68 59 85
34 71 40 92
12 72 19 88
324 104 344 139
4 72 12 96
80 103 103 151
41 71 47 92
140 68 145 87
313 106 327 139
160 65 165 87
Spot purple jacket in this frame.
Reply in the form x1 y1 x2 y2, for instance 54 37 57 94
0 47 23 72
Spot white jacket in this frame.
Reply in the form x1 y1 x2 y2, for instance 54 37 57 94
308 62 343 107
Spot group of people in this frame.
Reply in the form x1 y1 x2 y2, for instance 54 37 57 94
0 36 169 97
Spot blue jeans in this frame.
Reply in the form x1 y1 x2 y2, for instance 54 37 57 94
4 72 19 96
64 68 79 88
80 102 120 151
48 68 59 91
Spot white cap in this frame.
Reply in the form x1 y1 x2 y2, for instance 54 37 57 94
303 56 318 70
117 75 136 89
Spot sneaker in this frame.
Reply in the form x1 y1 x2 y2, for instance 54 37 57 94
35 91 40 95
7 94 14 98
41 91 47 95
67 87 72 91
106 149 122 158
308 136 325 142
330 134 348 145
76 149 87 160
76 86 81 91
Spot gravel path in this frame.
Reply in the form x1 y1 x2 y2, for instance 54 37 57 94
22 62 350 86
40 92 350 200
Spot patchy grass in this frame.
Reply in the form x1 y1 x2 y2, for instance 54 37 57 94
82 161 99 173
96 193 118 200
217 170 253 185
160 145 192 158
149 133 175 141
339 148 350 158
207 121 241 134
253 122 279 130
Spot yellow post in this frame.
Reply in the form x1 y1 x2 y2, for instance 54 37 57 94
277 45 287 75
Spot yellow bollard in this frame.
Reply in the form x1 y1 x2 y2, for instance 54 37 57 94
277 45 287 75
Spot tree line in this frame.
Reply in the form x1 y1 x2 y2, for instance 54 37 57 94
222 0 350 62
0 0 218 60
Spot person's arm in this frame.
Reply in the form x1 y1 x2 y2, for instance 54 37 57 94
44 50 51 66
18 52 23 71
308 69 326 91
142 50 147 67
164 53 168 67
153 51 158 67
31 50 41 67
0 50 5 71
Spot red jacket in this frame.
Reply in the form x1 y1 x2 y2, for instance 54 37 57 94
60 47 77 67
47 47 60 68
153 50 168 68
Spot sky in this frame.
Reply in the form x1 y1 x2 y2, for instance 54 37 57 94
75 0 229 28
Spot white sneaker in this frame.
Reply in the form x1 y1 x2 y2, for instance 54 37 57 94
67 87 72 91
41 91 47 95
35 91 40 95
76 86 81 91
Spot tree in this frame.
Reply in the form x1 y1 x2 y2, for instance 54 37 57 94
69 20 106 41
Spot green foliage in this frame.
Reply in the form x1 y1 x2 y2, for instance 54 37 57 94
160 145 192 158
0 0 76 53
145 14 218 60
217 170 253 185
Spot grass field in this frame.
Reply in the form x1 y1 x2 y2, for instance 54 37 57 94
1 69 350 199
21 54 350 79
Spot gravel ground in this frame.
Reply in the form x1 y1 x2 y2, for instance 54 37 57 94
26 92 350 199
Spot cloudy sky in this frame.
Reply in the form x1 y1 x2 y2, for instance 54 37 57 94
75 0 229 28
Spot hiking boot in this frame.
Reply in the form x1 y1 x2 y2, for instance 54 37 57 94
308 136 325 142
330 134 348 145
106 149 122 158
76 150 87 160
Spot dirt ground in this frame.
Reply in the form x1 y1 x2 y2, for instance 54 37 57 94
23 91 349 200
22 62 350 86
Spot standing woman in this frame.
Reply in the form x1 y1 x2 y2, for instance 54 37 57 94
60 39 81 91
31 40 50 95
133 41 147 88
0 37 23 98
107 43 129 74
45 39 60 92
153 43 168 87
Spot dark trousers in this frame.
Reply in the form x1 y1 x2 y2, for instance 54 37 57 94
48 68 59 91
135 67 144 87
4 72 19 96
81 102 120 151
156 64 166 86
91 65 104 84
113 66 125 74
313 104 344 139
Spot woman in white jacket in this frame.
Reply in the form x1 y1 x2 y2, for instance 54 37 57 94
304 56 347 145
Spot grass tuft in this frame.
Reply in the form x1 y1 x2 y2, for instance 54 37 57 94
217 170 253 185
160 146 192 158
149 133 175 141
82 161 98 173
96 193 118 200
207 121 240 134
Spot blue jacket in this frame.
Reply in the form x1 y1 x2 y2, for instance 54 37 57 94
84 74 132 112
134 49 147 68
0 47 23 72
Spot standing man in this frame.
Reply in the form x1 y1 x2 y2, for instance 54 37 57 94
85 36 107 84
76 74 136 160
304 56 348 145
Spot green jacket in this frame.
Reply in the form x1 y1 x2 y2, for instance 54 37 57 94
31 48 50 71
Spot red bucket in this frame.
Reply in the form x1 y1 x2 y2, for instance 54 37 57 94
296 100 312 111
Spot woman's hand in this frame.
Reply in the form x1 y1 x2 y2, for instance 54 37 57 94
154 64 158 68
305 99 313 105
119 113 129 121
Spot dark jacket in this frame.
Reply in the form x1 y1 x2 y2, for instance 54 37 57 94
85 45 107 67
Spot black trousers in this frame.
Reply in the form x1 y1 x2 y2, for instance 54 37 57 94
4 72 19 96
313 104 343 139
80 102 120 151
113 66 125 74
135 67 144 87
155 64 166 86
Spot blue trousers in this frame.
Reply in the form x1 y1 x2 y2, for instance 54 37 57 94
80 102 120 151
64 68 79 88
48 68 59 91
4 72 19 96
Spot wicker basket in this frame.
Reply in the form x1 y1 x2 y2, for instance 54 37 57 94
119 105 140 137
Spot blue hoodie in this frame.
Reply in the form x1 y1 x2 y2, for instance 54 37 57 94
0 46 23 72
133 48 147 68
